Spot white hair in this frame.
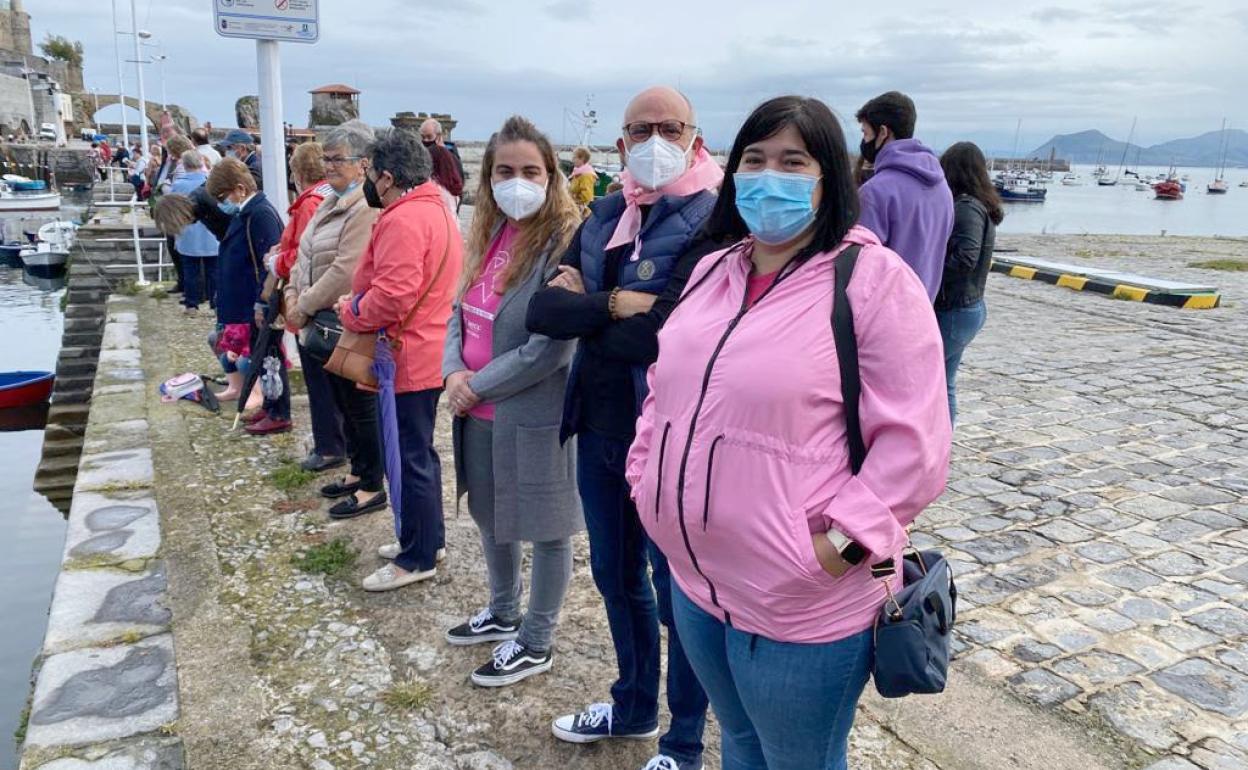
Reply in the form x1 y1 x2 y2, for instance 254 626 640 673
180 149 204 171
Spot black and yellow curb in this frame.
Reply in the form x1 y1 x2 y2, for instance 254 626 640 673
990 260 1221 310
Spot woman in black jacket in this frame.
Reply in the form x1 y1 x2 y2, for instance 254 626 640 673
935 142 1003 424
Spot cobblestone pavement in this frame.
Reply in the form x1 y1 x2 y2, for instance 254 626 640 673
141 233 1247 770
927 235 1248 768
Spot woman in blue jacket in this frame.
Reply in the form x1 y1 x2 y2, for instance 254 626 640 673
206 158 285 419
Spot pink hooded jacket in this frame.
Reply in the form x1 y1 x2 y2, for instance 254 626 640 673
626 225 951 643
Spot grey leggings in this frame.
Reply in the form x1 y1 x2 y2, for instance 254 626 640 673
463 417 572 652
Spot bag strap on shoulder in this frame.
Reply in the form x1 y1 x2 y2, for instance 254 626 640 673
830 243 897 579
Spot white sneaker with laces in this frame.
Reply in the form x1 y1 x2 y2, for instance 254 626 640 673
551 702 659 744
361 562 434 592
642 757 681 770
377 542 446 562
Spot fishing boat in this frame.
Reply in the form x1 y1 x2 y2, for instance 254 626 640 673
2 174 48 192
996 175 1047 202
0 241 23 267
1208 119 1230 195
19 241 70 270
1154 179 1183 200
0 371 55 409
37 221 77 248
0 181 60 211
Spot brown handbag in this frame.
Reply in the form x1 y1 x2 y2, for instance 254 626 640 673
325 209 455 390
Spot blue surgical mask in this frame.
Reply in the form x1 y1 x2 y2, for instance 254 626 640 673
342 181 360 195
733 170 820 245
218 199 240 216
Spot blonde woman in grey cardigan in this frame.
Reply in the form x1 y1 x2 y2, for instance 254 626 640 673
442 116 583 687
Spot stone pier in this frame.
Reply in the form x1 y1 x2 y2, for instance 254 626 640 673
20 297 183 769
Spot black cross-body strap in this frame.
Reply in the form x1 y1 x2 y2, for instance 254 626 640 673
831 244 865 475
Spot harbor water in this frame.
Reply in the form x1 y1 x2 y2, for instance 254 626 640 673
998 164 1248 237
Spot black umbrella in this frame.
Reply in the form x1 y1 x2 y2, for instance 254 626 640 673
231 288 284 430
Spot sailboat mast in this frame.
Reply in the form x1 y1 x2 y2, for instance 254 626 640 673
1115 118 1136 181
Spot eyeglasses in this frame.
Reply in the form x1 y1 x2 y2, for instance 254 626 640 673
623 121 696 143
324 155 362 166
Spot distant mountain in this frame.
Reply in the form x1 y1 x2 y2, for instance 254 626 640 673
1027 128 1248 168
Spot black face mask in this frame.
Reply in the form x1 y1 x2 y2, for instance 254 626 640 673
859 130 883 164
422 140 435 148
363 177 384 209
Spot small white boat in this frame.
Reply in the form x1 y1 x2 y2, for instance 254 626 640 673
0 181 60 212
37 221 77 248
1134 179 1152 191
19 241 70 269
1060 173 1080 186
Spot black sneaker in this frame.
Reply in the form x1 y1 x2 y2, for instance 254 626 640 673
470 640 552 687
444 608 520 647
551 702 660 744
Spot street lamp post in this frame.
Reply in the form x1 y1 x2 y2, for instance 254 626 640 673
110 0 129 148
129 0 150 157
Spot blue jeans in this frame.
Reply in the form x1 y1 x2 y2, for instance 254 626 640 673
577 429 708 765
936 300 986 425
672 584 873 770
391 389 445 573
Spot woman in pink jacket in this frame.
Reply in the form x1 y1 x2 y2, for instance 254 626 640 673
625 96 952 769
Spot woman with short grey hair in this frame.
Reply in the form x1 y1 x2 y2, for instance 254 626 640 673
282 121 385 512
337 128 463 592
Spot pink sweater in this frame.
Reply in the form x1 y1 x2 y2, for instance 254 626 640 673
626 225 951 643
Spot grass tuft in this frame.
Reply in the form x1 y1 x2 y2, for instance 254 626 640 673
149 286 168 300
14 703 29 745
381 680 434 711
1189 259 1248 272
291 538 357 576
267 462 316 493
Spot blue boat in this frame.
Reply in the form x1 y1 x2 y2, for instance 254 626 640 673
996 176 1048 203
2 174 48 192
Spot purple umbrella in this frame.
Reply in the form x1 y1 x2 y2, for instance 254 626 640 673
372 338 402 533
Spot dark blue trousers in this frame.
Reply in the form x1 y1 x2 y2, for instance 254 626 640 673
296 341 346 459
391 388 445 573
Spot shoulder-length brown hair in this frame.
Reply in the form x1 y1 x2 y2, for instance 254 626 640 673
461 116 580 298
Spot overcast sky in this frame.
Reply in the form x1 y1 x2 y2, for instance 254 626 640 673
33 0 1248 154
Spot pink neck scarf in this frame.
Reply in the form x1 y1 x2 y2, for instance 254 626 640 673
606 146 724 250
571 163 597 180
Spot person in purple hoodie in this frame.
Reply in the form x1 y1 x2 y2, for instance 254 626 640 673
855 91 954 301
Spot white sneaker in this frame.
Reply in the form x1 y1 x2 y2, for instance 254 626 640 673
643 756 702 770
377 542 446 562
361 563 435 592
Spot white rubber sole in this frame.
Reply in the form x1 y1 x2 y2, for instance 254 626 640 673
444 628 519 647
378 544 447 562
361 567 435 592
550 721 659 744
470 656 552 687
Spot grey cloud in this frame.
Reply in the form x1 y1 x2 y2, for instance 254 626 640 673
1099 0 1199 33
1030 7 1091 23
544 0 595 20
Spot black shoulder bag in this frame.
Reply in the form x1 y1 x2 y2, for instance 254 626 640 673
832 245 957 699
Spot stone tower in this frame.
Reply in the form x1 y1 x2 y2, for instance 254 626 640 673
0 0 33 55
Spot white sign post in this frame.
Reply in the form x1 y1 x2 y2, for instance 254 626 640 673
213 0 320 219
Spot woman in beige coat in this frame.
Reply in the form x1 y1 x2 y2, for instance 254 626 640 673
283 121 386 519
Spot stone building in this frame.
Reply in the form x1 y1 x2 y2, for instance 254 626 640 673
0 0 82 140
390 111 457 139
0 0 31 55
308 84 359 129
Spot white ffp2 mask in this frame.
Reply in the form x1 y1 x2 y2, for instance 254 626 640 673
493 177 547 220
625 135 692 190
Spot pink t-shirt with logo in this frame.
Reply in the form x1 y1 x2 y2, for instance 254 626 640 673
460 223 520 420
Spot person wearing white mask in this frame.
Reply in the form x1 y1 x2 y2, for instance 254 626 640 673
442 116 583 687
527 86 722 770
